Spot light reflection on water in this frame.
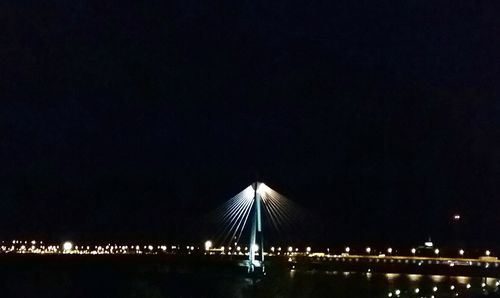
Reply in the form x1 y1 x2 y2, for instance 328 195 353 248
380 272 498 298
283 269 499 297
488 277 499 287
430 274 446 282
1 264 499 297
385 272 400 283
455 275 471 285
407 274 422 282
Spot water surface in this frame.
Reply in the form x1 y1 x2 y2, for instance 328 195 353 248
1 262 499 297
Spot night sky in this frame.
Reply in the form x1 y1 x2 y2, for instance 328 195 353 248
2 1 500 247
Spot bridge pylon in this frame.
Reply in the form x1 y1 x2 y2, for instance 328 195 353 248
248 181 265 273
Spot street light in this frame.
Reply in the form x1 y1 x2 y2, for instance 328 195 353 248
204 240 212 251
366 247 371 254
63 241 73 252
486 250 491 256
459 249 464 256
411 248 416 255
345 246 350 253
387 247 393 254
434 248 440 256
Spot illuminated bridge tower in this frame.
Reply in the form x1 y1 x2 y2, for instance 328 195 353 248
248 181 265 273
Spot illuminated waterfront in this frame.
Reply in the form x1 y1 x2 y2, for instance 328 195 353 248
0 258 498 298
3 239 500 297
2 184 499 297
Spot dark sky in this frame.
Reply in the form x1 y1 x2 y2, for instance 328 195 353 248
1 1 500 247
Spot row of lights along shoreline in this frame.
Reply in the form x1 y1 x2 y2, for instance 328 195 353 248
1 239 496 260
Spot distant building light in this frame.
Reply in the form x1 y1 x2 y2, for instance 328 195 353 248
425 241 433 247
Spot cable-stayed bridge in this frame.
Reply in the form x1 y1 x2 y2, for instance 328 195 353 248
2 182 500 281
207 181 306 273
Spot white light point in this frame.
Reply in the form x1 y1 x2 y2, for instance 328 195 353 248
204 240 213 251
63 241 73 252
243 186 255 201
255 182 270 196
